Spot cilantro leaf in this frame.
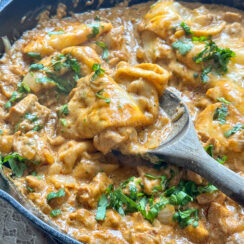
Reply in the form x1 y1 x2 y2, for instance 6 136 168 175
216 155 227 164
25 113 38 122
213 104 228 124
3 153 26 177
120 176 135 189
91 64 105 81
47 189 65 202
96 194 109 221
5 91 19 109
58 104 69 117
180 22 193 35
96 89 110 104
87 23 100 38
30 63 44 71
60 119 67 126
198 184 218 194
50 209 62 217
96 41 109 61
172 40 192 55
217 97 230 104
26 52 41 60
173 208 199 229
33 124 43 132
224 123 244 138
205 144 214 157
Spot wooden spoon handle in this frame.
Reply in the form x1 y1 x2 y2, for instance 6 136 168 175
151 148 244 206
148 120 244 206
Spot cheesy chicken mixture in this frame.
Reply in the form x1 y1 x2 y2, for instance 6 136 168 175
0 0 244 243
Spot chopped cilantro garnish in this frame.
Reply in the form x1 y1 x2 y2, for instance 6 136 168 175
180 22 193 35
60 118 67 126
27 186 34 192
2 153 27 177
36 77 54 84
94 16 100 21
172 40 192 56
25 113 38 122
193 39 236 82
96 173 216 227
217 97 230 104
173 208 199 229
50 209 62 217
96 89 110 104
17 82 30 94
87 23 100 38
213 104 228 125
120 176 135 189
58 104 69 117
91 63 105 81
96 194 109 221
47 189 65 202
26 52 41 60
216 155 227 164
224 123 244 138
205 144 214 157
33 124 43 132
96 41 109 61
29 63 44 71
5 91 18 109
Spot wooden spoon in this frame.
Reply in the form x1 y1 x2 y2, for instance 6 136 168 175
144 89 244 206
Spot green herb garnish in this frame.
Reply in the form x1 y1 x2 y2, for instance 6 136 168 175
26 52 41 60
58 104 69 117
2 153 27 177
60 119 67 126
96 194 109 220
50 209 62 217
96 41 109 61
91 63 105 81
224 123 244 138
25 113 38 122
205 144 214 157
213 104 228 125
96 89 110 104
172 40 192 56
47 189 65 202
173 208 199 229
193 39 236 82
87 23 100 38
180 22 193 35
33 124 43 132
30 63 44 71
217 97 230 104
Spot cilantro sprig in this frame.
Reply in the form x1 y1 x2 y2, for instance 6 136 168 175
177 22 236 82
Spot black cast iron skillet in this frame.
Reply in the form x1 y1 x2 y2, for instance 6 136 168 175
0 0 243 243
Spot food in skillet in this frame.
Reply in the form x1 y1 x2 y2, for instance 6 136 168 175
0 0 244 243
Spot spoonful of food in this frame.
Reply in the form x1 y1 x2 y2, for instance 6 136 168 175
143 89 244 206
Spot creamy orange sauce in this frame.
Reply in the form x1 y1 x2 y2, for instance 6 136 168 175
0 1 244 243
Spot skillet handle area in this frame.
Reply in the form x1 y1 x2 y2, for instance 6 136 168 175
148 120 244 206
